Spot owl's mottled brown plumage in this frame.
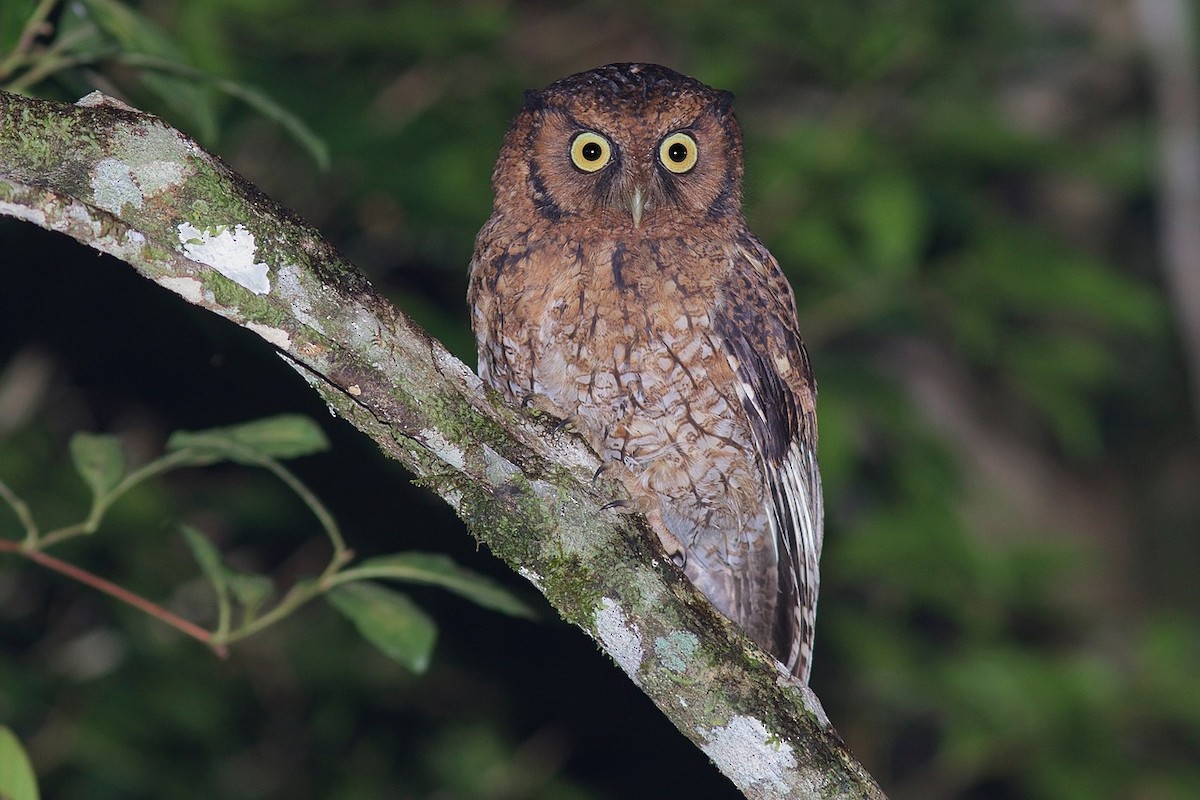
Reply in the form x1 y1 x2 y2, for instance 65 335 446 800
469 63 823 681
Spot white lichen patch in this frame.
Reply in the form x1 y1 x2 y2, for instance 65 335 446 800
92 159 143 213
595 598 644 680
482 445 520 486
274 265 326 334
770 670 832 728
132 160 186 196
91 151 187 216
246 321 291 350
698 715 796 796
0 202 47 226
517 567 544 591
155 276 205 304
654 631 699 673
422 428 465 471
4 196 142 265
65 201 97 228
177 222 271 294
798 684 832 728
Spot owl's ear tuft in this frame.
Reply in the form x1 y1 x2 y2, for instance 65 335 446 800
523 90 547 112
715 90 736 115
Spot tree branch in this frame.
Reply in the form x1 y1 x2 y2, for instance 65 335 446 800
0 89 885 800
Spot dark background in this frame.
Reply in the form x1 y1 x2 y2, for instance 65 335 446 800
2 1 1198 798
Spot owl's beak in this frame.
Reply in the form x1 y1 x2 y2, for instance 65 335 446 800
629 186 646 228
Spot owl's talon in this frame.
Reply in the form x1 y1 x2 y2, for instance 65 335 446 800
591 459 630 486
648 525 687 570
598 493 686 564
519 393 579 433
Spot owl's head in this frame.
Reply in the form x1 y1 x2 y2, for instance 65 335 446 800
493 63 744 230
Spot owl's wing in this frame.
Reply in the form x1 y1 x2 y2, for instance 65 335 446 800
714 239 823 682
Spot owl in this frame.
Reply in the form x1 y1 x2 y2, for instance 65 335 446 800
468 63 823 682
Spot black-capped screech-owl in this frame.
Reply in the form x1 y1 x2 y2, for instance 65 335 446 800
468 63 823 682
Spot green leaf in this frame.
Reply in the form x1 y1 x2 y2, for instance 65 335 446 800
181 526 231 635
209 76 330 171
0 726 39 800
48 3 111 62
69 433 125 498
327 582 437 673
181 526 227 599
167 415 330 466
223 570 275 621
113 53 330 170
0 1 37 56
76 0 218 141
337 552 540 620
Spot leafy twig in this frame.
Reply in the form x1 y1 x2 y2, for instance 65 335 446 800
0 415 529 675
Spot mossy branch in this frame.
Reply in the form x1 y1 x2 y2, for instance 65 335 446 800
0 88 885 800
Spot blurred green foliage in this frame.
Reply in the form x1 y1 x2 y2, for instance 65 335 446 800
2 1 1199 799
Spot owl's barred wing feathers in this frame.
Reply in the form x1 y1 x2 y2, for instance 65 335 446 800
715 239 823 681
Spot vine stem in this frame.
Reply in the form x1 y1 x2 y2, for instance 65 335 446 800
0 477 39 548
38 448 198 548
0 539 225 657
214 443 351 579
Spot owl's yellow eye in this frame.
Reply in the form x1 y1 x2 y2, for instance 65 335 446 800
659 132 698 173
570 132 612 172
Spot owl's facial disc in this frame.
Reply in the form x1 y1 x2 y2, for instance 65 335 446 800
524 101 738 228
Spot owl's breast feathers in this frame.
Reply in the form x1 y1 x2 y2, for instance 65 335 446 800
469 220 822 681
